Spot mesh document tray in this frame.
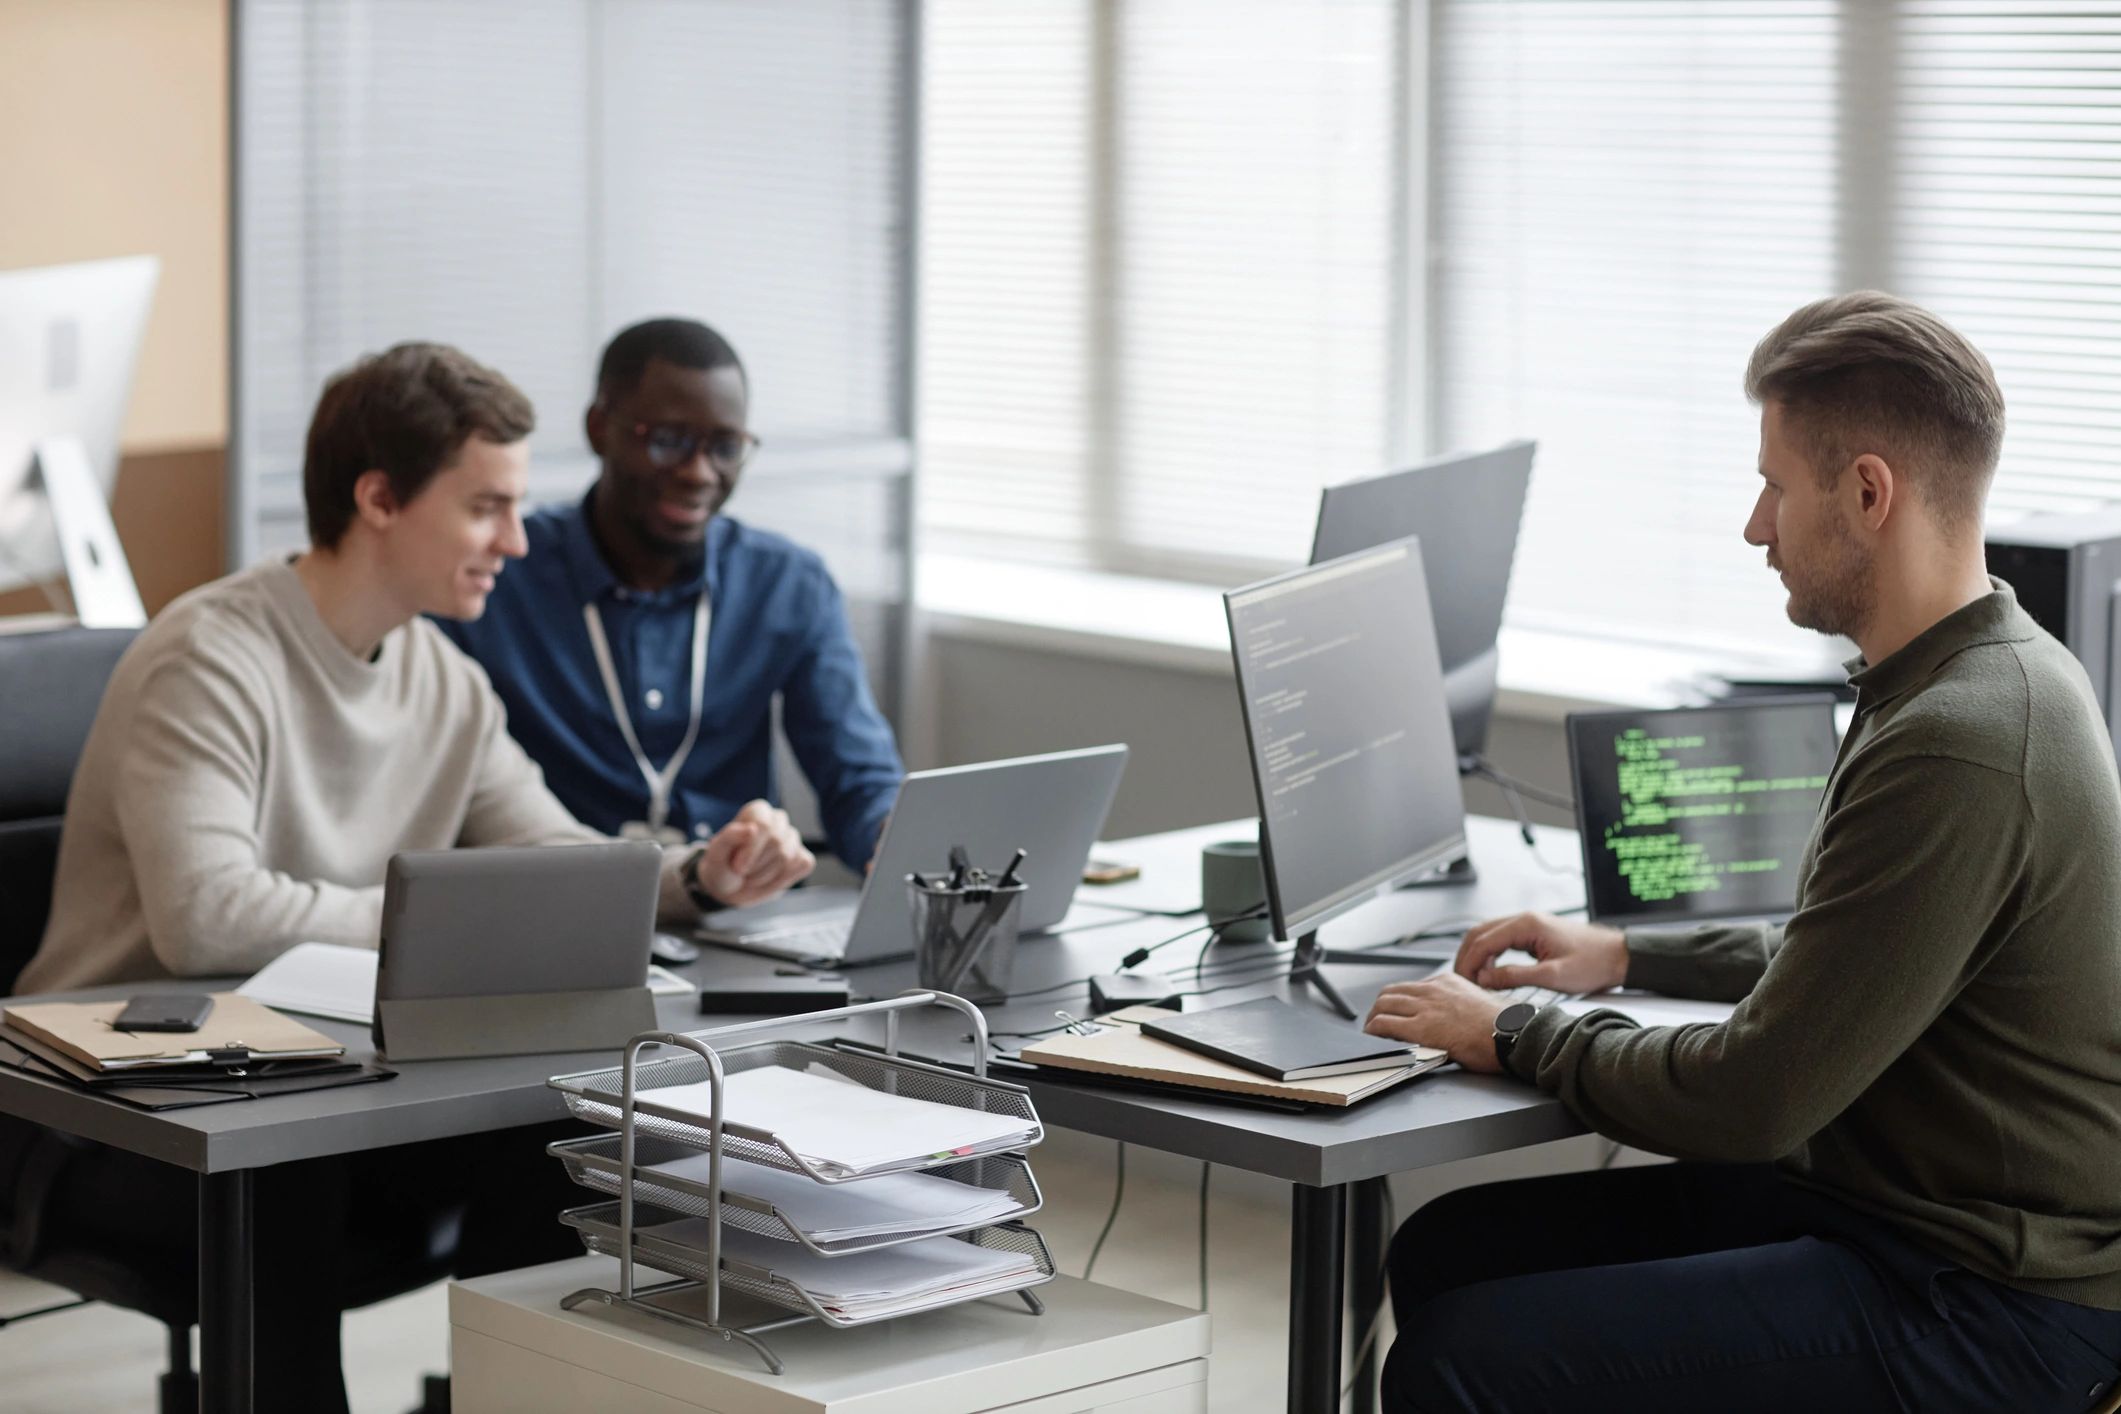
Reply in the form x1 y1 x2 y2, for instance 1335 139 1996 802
560 1200 1057 1329
548 1132 1044 1257
547 1039 1043 1183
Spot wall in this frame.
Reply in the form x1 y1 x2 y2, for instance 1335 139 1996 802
0 0 228 615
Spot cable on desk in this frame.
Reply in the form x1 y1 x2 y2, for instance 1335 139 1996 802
1083 1141 1126 1282
1465 754 1574 813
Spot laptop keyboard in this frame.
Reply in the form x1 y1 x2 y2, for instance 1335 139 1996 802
1504 983 1568 1010
738 919 852 955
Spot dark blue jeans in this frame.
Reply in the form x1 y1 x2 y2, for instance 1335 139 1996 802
1382 1163 2121 1413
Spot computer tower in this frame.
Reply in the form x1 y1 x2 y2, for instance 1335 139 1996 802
1985 506 2121 757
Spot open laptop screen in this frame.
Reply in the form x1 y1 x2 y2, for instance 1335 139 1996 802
1566 697 1840 928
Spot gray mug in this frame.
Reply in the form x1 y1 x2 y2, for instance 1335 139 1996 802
1202 839 1272 943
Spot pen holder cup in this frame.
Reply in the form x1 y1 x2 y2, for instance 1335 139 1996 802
908 876 1027 1005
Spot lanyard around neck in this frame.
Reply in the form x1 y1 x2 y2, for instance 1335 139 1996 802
582 591 711 832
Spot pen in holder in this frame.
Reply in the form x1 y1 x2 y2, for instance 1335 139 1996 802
908 847 1028 1004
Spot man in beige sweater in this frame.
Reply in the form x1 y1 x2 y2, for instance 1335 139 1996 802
8 342 813 1413
1366 296 2121 1410
19 344 811 994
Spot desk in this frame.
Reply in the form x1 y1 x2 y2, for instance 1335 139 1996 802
0 814 1584 1414
869 814 1591 1414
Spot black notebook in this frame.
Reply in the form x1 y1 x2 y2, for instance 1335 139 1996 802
1141 997 1419 1082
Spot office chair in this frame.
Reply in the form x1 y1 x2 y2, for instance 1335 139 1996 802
0 624 460 1414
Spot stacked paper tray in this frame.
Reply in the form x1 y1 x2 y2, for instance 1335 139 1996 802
560 1200 1057 1329
547 1039 1043 1183
548 1132 1044 1257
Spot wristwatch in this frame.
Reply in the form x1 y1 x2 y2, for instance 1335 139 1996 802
1492 1001 1539 1071
679 844 724 914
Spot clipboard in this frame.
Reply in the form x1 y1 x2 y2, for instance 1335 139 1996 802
0 1029 394 1111
1 993 343 1073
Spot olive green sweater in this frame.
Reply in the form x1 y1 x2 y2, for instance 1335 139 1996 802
1509 582 2121 1308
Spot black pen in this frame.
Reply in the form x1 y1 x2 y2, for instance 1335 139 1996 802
995 848 1028 890
947 844 971 891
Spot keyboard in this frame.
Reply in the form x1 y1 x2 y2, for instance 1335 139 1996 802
699 916 854 963
1503 984 1568 1010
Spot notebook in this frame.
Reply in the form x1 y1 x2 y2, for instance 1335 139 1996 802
1141 997 1421 1081
1020 1009 1446 1107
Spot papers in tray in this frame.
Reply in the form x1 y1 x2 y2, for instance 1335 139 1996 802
647 1151 1025 1243
647 1218 1040 1319
640 1064 1039 1179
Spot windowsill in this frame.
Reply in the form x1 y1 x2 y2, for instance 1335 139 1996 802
916 554 1839 722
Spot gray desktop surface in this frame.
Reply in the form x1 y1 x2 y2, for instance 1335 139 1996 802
0 816 1584 1184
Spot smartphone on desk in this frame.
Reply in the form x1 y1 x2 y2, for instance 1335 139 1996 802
113 993 215 1033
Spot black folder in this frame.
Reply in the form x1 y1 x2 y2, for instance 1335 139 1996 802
1140 997 1419 1082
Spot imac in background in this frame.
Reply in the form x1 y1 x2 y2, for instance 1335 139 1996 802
0 255 157 625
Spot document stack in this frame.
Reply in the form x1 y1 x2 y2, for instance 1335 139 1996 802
545 991 1054 1374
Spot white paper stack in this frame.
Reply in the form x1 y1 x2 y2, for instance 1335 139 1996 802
647 1218 1041 1320
644 1065 1039 1179
647 1152 1025 1244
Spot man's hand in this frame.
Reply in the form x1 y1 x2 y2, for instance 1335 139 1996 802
1454 911 1628 995
694 800 814 908
1364 972 1511 1074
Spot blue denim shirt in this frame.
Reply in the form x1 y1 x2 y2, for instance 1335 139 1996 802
437 493 901 866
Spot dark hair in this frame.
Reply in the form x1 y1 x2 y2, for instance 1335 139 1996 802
594 318 744 404
303 342 536 549
1744 291 2005 535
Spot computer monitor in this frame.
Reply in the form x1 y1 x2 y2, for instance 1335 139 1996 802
1309 439 1535 766
0 255 157 623
1565 697 1839 929
1225 537 1468 1018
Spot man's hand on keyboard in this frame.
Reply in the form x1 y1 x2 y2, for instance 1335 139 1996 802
1455 911 1628 996
1363 972 1513 1074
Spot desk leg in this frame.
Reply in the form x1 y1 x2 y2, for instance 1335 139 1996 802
1348 1177 1388 1414
198 1169 254 1414
1288 1182 1346 1414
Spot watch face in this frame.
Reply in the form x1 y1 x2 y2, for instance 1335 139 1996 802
1496 1001 1539 1033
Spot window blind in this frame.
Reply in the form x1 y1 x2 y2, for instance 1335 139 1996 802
1894 3 2121 526
233 0 910 563
918 0 1405 581
1432 1 1843 657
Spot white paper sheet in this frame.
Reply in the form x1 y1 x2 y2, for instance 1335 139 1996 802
645 1064 1038 1178
235 942 377 1023
648 1152 1023 1241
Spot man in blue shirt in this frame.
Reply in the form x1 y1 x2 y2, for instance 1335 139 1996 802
441 319 902 874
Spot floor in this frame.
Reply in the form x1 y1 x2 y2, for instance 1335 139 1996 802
0 1127 1632 1412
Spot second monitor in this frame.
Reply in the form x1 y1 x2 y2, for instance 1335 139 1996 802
1226 537 1468 1018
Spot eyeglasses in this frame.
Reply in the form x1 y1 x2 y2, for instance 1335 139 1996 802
630 421 761 473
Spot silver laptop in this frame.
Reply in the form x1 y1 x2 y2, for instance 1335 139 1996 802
695 744 1129 966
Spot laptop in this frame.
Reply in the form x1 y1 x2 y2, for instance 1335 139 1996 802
694 744 1129 966
1564 697 1841 929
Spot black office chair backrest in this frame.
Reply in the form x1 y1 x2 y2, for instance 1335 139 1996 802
0 624 137 995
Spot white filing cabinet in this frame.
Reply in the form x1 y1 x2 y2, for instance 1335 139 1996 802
450 1257 1211 1414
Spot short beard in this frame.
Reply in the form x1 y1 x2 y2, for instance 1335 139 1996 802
1780 512 1874 641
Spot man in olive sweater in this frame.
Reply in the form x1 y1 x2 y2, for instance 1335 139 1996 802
1365 293 2121 1411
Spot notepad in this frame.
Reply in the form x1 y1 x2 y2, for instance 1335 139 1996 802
639 1064 1040 1179
1142 996 1423 1081
1021 1011 1445 1107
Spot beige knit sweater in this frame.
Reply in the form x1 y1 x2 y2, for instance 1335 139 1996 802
18 559 688 993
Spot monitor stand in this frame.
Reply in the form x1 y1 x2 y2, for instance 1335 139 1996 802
32 436 145 628
1287 930 1441 1022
